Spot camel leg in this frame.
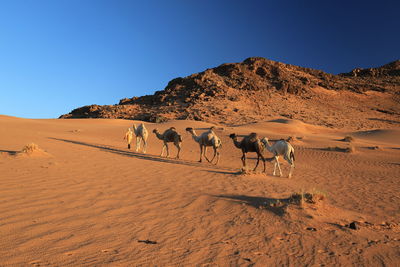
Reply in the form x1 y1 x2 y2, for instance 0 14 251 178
253 154 260 171
273 157 278 175
161 144 165 157
176 142 181 159
241 153 247 170
210 147 218 165
165 143 170 158
199 145 203 162
204 146 212 163
260 154 267 173
215 150 219 165
288 160 294 178
136 137 140 152
275 157 283 177
143 138 147 153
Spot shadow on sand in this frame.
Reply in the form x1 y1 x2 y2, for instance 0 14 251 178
368 118 400 124
48 137 236 171
214 194 290 216
0 150 18 155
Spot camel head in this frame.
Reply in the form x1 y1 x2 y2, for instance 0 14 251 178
261 137 269 147
152 129 159 134
185 127 194 133
209 126 216 131
229 133 237 139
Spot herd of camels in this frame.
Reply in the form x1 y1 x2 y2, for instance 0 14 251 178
126 123 295 178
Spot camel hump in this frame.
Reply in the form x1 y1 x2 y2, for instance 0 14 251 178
170 127 176 131
249 132 258 142
164 129 177 141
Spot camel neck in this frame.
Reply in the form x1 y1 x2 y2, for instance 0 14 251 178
232 138 242 149
155 132 164 140
263 139 273 151
190 131 201 142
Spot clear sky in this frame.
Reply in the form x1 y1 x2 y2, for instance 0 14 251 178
1 0 399 118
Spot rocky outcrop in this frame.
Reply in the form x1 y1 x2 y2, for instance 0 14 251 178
339 60 400 78
60 57 399 129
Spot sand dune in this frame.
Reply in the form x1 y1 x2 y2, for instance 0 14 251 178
352 129 400 144
0 115 399 266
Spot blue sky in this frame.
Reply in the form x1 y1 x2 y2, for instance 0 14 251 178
0 0 399 118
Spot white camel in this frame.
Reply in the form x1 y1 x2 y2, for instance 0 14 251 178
133 123 148 153
185 126 222 164
261 137 295 178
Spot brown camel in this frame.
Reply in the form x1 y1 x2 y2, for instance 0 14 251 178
153 127 182 159
229 133 272 172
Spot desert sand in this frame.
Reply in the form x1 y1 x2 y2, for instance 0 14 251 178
0 115 399 266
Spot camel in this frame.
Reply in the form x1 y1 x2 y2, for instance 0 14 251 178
153 127 183 159
229 133 272 172
261 137 295 178
133 123 148 153
185 126 222 164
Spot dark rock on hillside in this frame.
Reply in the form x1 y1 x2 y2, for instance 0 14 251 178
339 60 400 78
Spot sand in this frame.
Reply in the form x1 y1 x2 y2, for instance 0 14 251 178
0 115 399 266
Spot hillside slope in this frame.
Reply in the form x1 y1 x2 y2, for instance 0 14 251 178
60 57 400 130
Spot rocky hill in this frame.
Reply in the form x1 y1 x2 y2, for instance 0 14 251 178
60 57 400 130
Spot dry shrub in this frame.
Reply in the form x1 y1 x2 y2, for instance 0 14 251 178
290 190 327 206
21 143 40 154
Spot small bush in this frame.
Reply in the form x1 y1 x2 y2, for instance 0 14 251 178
21 143 40 153
290 190 327 206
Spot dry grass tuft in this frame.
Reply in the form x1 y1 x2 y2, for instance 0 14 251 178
21 143 41 154
290 190 327 206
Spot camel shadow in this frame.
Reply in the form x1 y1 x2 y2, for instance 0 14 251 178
48 137 235 171
214 194 289 216
0 150 18 155
202 170 242 175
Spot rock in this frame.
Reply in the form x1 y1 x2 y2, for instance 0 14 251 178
306 227 317 231
348 221 359 230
